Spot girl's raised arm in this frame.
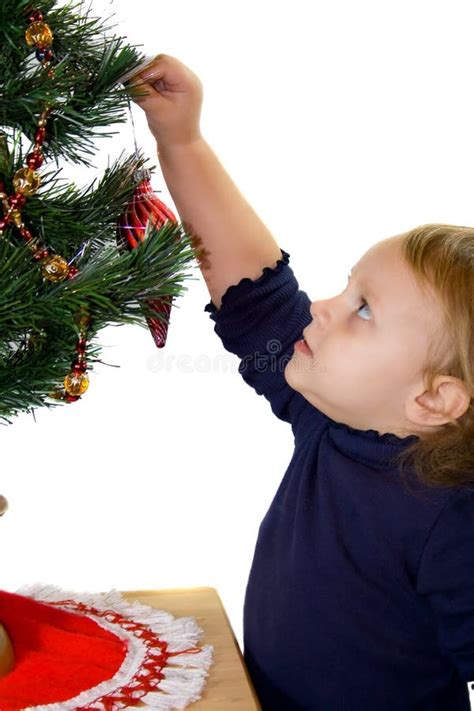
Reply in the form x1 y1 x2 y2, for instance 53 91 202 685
129 54 282 309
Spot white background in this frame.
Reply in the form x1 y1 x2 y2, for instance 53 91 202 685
2 0 474 704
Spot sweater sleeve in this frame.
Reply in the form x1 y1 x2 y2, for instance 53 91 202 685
416 488 474 682
203 249 313 427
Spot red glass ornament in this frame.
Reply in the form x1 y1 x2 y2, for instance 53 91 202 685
66 265 79 279
117 170 178 348
0 219 7 231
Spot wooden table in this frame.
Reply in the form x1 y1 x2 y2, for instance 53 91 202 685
122 588 261 710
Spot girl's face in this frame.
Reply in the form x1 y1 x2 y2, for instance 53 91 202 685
285 235 450 438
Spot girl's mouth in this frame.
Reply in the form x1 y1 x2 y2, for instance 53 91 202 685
294 338 313 356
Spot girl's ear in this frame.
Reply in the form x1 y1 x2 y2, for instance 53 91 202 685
411 376 471 426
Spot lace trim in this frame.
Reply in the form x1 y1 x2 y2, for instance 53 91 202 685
204 248 290 314
15 583 213 711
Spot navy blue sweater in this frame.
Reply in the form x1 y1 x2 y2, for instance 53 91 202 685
204 249 474 711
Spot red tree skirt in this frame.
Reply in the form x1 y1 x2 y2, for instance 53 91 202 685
0 584 213 710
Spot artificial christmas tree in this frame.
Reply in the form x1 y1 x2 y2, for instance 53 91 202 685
0 0 201 421
0 1 212 707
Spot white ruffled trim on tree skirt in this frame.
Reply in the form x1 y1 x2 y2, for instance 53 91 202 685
15 583 214 711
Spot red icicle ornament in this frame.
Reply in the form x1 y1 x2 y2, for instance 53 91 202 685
117 168 178 348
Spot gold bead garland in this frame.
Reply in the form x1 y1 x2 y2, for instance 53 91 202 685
0 7 91 403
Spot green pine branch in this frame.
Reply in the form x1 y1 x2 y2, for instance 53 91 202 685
1 0 149 166
0 0 203 423
0 217 201 425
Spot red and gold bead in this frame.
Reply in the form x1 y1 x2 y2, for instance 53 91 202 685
13 167 41 196
25 21 53 49
38 109 51 127
77 311 92 330
28 10 44 23
20 227 33 241
11 210 24 228
32 248 50 261
65 394 81 403
34 127 46 144
40 254 70 281
64 370 89 397
8 193 26 209
26 152 44 169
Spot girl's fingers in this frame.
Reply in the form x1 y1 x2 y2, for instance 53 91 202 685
120 54 165 86
128 79 160 106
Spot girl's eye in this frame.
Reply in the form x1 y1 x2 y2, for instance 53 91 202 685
346 275 371 321
357 298 371 321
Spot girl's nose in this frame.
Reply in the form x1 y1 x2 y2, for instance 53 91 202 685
310 298 333 327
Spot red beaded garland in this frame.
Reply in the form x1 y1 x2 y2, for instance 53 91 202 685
34 127 46 144
66 266 79 279
26 152 44 169
72 363 87 373
5 6 92 403
32 249 49 261
20 228 33 240
9 193 26 209
28 10 43 22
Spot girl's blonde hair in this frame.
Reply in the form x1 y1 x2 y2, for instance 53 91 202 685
392 223 474 490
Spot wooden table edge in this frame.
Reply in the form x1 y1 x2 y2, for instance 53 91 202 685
120 587 261 709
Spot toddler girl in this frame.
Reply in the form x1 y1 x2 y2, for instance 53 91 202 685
129 54 474 710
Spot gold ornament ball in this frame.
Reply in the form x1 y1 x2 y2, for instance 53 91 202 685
25 21 53 48
41 254 70 282
0 496 8 517
13 167 41 196
64 371 89 397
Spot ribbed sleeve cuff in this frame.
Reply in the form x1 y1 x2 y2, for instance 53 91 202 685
203 249 290 317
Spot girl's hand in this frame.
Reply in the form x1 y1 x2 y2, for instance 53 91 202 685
127 54 203 150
